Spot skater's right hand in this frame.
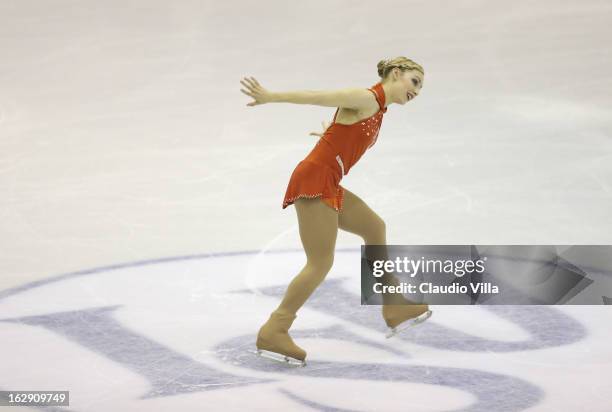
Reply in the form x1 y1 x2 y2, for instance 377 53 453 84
309 120 331 137
240 76 273 106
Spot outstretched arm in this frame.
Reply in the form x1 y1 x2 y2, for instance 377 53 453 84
240 76 373 110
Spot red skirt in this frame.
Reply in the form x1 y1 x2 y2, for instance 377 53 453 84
282 159 345 211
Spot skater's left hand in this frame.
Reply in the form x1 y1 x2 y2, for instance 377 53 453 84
309 120 331 137
240 76 273 106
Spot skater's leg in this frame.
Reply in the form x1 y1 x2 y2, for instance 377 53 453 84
274 197 338 315
338 187 405 303
338 188 430 329
255 197 337 363
338 187 386 244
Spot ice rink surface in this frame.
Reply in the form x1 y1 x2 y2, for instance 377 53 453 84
1 1 611 411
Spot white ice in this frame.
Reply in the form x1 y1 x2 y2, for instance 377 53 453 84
1 1 611 411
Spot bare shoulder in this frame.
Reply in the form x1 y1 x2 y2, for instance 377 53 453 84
334 89 381 125
343 87 380 111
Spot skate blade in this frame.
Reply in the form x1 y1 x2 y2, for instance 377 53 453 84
250 348 306 367
385 309 433 339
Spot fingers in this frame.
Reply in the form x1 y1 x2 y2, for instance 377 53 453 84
241 77 263 107
240 79 255 92
241 77 260 92
241 78 255 89
240 81 257 106
240 76 268 107
243 76 260 87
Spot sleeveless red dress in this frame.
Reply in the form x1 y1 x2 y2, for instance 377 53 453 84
282 81 387 212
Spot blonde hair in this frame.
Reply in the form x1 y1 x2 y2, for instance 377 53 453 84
377 56 424 79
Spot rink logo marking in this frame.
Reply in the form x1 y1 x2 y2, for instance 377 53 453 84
0 249 589 410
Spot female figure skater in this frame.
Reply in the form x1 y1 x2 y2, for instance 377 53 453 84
239 56 432 366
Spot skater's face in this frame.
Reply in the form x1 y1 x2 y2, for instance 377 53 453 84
390 69 423 105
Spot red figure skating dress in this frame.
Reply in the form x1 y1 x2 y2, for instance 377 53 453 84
282 81 387 212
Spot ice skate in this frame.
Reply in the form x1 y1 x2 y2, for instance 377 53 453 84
254 311 307 367
382 303 432 338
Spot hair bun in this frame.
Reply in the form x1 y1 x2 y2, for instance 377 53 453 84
376 59 388 77
376 56 424 79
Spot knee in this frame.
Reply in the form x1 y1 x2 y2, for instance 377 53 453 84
306 254 335 276
376 217 386 235
364 216 386 244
